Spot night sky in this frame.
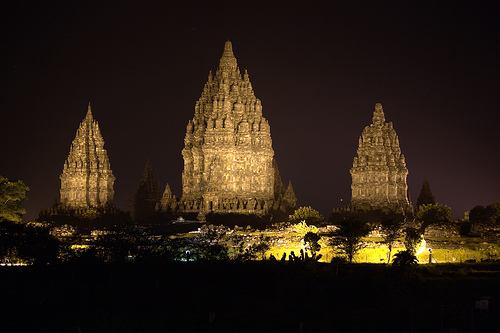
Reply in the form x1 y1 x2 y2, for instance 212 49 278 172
1 1 499 222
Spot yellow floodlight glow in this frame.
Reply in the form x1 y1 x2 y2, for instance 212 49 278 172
71 244 89 249
416 238 427 256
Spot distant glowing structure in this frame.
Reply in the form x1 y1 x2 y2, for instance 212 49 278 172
180 41 295 217
159 183 178 214
59 104 115 210
348 103 413 215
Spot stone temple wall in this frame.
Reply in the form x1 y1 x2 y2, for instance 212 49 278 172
347 103 413 217
59 104 115 210
180 41 293 217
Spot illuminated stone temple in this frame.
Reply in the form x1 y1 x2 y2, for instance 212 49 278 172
334 103 413 219
159 183 178 214
180 41 295 218
58 104 115 211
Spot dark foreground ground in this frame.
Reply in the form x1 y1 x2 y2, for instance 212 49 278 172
2 261 500 333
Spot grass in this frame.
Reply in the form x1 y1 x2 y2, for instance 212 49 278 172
176 227 500 264
256 233 500 264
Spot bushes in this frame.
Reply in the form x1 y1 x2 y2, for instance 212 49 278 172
392 250 418 267
289 206 325 225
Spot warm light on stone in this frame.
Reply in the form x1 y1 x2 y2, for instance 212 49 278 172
180 41 295 216
59 103 115 209
348 103 413 215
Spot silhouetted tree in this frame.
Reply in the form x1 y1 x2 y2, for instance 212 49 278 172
329 218 371 263
403 228 423 256
279 249 322 263
380 218 404 263
392 250 418 267
303 231 321 256
459 220 472 237
470 203 500 230
470 205 487 225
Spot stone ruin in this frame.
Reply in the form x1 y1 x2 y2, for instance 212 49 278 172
59 103 115 210
130 161 178 223
39 104 120 227
179 41 296 219
39 43 428 228
332 103 414 222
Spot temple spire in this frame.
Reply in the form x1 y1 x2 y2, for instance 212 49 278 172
59 104 115 209
416 178 436 211
159 183 177 213
131 160 160 222
180 41 294 218
349 103 413 218
222 40 234 58
372 102 386 126
218 40 238 72
86 102 93 119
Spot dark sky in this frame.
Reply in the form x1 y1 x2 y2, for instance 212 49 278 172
1 1 499 221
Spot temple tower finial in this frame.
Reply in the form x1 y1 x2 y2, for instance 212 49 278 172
372 102 386 126
223 40 234 57
86 102 93 119
218 40 237 72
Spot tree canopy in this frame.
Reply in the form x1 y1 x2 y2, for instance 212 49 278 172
403 228 424 256
392 250 418 267
416 203 451 233
0 176 29 223
330 218 371 263
380 218 404 263
289 206 325 224
469 203 500 229
303 231 321 256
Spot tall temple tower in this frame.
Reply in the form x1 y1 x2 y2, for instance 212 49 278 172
416 178 436 211
180 41 293 217
131 161 161 222
159 183 178 214
59 104 115 210
348 103 413 216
